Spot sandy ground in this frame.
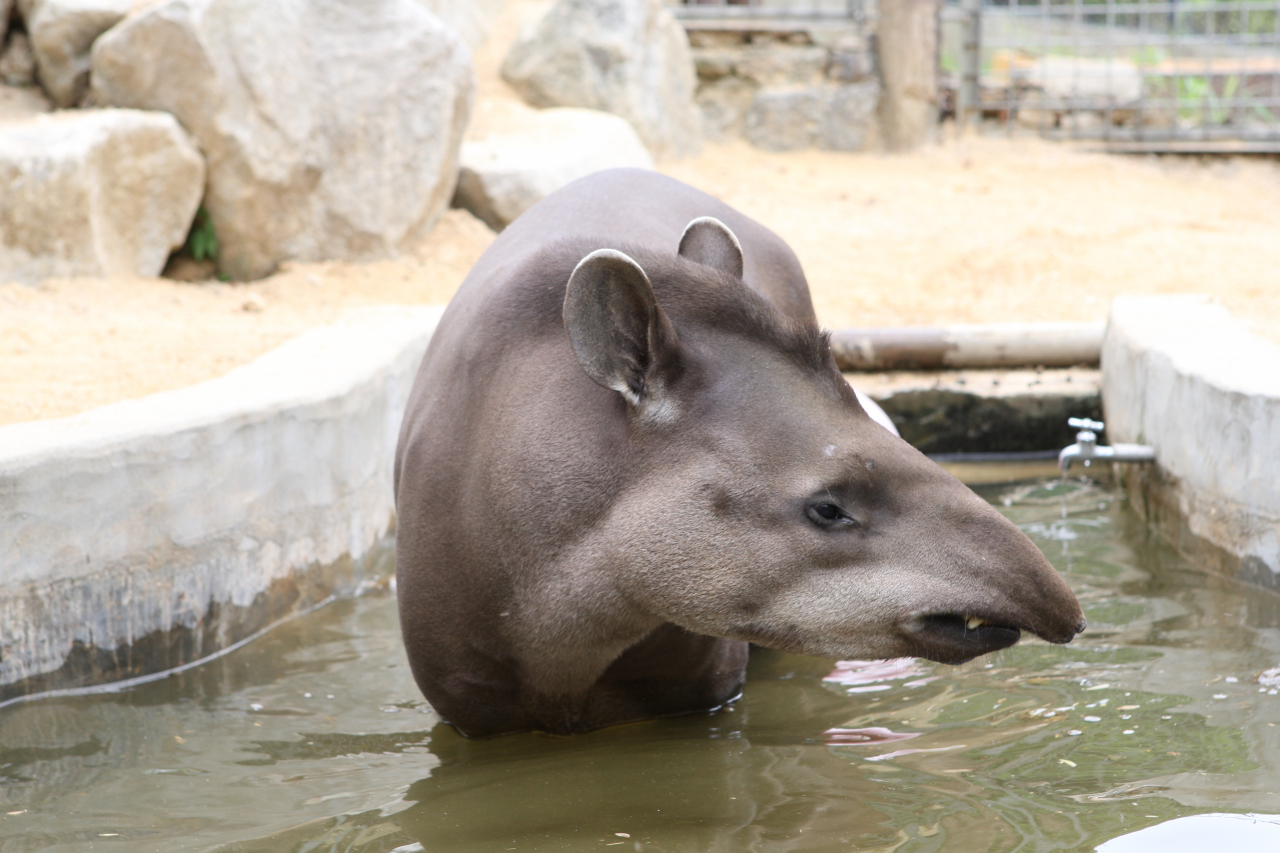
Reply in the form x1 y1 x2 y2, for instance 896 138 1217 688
3 0 1279 427
0 211 494 425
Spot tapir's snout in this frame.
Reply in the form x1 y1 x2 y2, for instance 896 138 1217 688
897 545 1086 665
878 478 1087 666
1044 612 1090 645
702 394 1090 671
904 614 1025 664
903 608 1086 666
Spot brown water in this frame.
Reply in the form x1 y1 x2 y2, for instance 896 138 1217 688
2 477 1280 852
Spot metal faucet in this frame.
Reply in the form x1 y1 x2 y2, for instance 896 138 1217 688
1058 418 1156 472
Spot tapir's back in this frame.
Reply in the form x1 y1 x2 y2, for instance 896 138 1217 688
450 168 815 327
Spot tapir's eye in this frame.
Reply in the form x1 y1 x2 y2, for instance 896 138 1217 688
807 502 858 529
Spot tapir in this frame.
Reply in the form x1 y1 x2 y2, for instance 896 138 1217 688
394 169 1085 738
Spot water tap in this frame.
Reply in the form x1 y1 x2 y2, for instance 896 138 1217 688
1058 418 1155 472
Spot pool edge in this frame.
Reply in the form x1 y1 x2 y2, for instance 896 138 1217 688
0 306 441 702
1103 295 1280 595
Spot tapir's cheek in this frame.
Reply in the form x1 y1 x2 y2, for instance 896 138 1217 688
778 513 885 568
807 531 875 570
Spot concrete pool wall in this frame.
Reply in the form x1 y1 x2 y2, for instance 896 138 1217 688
1102 295 1280 593
0 306 442 703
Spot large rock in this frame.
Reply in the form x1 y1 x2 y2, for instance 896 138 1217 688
501 0 702 160
20 0 135 107
0 109 204 284
0 79 52 120
453 105 654 230
91 0 475 281
416 0 505 51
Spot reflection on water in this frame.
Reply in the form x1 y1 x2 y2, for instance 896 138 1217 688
1096 812 1280 851
2 478 1279 852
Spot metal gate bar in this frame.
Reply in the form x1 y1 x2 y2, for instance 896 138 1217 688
953 0 1280 151
672 0 868 29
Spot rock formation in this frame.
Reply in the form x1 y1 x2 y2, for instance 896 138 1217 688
501 0 702 160
454 105 654 230
0 108 204 283
692 31 881 152
416 0 505 51
20 0 134 107
91 0 475 280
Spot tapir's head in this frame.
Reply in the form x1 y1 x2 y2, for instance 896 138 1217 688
562 219 1085 666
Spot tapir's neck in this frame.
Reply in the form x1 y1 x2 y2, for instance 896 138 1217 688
507 548 666 699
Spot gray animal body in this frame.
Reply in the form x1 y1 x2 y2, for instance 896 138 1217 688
394 169 1084 737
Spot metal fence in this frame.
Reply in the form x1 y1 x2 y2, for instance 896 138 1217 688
951 0 1280 152
670 0 870 29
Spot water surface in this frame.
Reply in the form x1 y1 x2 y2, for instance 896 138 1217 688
2 477 1279 852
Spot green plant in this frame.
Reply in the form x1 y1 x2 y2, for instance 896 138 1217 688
1130 46 1165 69
185 206 218 262
1176 73 1242 124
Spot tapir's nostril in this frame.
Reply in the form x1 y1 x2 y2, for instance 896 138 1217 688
1074 617 1088 635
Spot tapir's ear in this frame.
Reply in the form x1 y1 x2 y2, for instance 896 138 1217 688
564 249 680 408
677 216 744 279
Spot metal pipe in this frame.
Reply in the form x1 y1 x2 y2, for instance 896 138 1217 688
830 322 1104 371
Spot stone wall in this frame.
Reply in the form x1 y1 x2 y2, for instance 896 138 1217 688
683 0 943 152
690 26 881 151
499 1 942 155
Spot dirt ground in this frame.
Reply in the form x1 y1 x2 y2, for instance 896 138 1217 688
3 2 1279 427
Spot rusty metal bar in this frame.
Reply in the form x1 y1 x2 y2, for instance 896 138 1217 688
830 322 1105 371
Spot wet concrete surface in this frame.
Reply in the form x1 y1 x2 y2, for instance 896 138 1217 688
850 367 1102 454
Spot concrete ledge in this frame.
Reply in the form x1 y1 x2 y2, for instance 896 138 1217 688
1102 295 1280 592
0 306 443 701
855 367 1102 454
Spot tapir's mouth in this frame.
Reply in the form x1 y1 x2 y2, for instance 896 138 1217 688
906 613 1023 665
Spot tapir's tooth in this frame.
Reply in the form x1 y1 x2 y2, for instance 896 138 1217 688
966 617 985 630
